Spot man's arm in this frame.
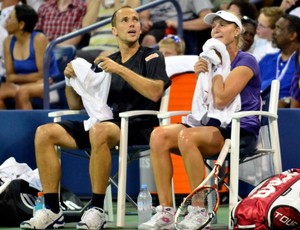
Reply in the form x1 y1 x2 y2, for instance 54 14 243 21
95 56 165 102
64 63 84 110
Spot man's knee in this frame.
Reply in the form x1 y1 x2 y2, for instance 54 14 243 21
89 122 120 147
35 123 58 146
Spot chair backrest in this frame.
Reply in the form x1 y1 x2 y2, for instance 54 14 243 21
168 72 196 122
268 79 280 115
165 71 197 194
50 45 77 109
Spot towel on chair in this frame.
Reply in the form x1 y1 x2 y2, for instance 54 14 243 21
70 57 113 131
183 38 241 127
164 55 199 77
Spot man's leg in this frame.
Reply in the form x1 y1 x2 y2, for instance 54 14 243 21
77 122 120 230
20 123 78 229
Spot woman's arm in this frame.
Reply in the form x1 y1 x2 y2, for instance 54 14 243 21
212 65 253 109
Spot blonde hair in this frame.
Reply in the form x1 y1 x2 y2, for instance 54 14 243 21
259 7 284 29
158 35 186 55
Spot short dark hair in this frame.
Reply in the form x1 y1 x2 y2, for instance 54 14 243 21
281 14 300 42
15 4 38 33
228 0 258 19
111 5 133 27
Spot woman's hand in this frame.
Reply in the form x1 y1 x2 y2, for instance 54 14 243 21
194 58 209 76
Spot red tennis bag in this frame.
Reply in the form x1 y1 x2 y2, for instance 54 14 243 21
231 168 300 229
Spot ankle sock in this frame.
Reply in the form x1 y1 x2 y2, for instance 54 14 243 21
44 193 60 214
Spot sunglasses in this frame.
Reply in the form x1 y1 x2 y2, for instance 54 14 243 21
241 16 257 27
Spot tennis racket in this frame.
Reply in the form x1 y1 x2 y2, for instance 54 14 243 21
174 139 231 230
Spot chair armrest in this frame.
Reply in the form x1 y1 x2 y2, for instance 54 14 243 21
232 111 277 120
48 110 87 122
157 110 191 119
119 110 159 118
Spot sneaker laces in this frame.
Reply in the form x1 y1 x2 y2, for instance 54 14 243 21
28 209 58 225
79 207 104 227
179 206 209 227
148 206 174 225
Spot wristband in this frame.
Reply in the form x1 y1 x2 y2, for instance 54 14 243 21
65 76 71 86
212 65 223 78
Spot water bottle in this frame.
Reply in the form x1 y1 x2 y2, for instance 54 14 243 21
137 184 152 227
33 191 44 216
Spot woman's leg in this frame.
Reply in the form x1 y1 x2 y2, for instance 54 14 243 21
178 126 224 190
150 123 186 207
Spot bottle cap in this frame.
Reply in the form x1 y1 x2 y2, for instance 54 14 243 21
37 191 44 197
141 184 148 189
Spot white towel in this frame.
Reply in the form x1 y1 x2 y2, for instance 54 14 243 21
0 157 42 192
70 58 113 131
183 38 241 127
164 55 199 77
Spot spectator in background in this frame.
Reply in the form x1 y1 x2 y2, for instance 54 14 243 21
290 48 300 108
0 0 26 78
26 0 43 11
251 7 284 62
227 0 259 20
211 0 231 10
34 0 98 47
139 0 177 47
260 14 300 108
140 0 214 55
0 4 59 109
166 0 215 55
240 16 257 52
158 34 185 57
272 0 300 17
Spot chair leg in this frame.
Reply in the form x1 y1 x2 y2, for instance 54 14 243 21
171 178 176 209
104 184 114 222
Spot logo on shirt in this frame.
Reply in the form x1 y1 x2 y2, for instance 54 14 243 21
145 53 159 62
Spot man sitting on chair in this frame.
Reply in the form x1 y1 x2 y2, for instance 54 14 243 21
20 6 171 230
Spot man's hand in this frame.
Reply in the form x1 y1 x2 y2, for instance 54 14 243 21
64 62 76 78
94 56 120 73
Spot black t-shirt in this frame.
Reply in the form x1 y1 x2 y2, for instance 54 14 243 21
107 46 171 120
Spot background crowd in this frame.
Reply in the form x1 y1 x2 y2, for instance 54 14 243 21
0 0 299 109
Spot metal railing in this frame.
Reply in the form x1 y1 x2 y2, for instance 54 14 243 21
43 0 183 109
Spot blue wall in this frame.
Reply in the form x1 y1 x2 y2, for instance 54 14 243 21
0 110 139 198
0 109 299 198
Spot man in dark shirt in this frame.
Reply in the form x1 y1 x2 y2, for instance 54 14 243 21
20 6 171 230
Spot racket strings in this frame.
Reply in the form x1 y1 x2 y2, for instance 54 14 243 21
175 187 218 229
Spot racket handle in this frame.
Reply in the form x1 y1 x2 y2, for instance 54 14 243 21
216 139 231 166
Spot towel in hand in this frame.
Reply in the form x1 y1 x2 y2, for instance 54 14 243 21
183 38 241 127
70 58 113 131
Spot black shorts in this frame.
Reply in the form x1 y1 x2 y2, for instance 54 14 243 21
57 119 155 149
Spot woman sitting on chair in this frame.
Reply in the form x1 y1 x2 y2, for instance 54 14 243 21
0 4 59 109
139 10 261 230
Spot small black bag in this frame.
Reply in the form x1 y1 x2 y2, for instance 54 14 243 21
0 179 84 227
0 179 38 226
